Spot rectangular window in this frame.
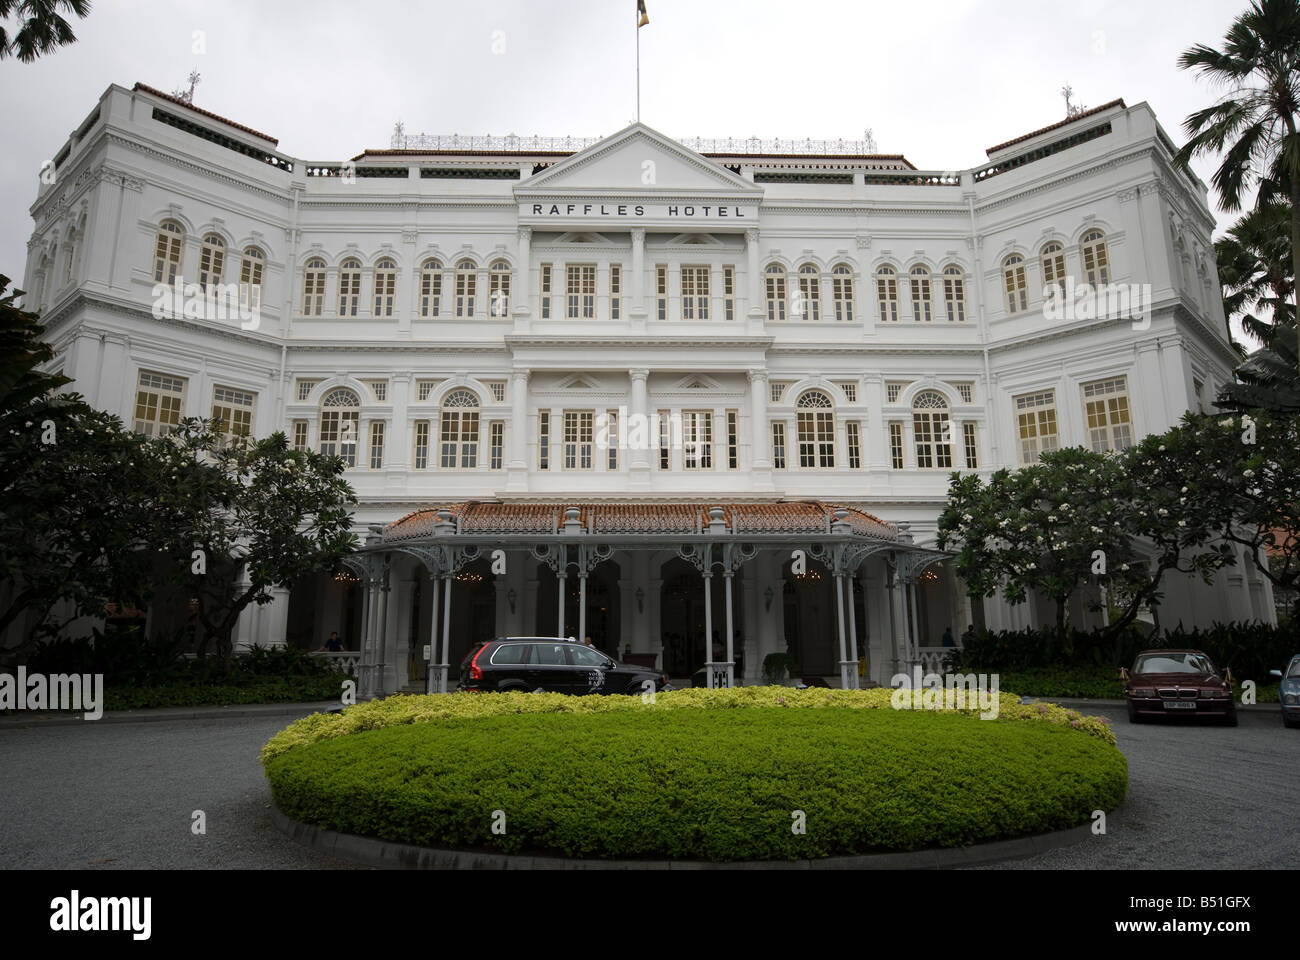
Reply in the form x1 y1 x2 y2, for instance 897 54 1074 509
413 420 430 469
847 421 862 469
950 382 973 404
338 270 361 317
656 265 667 320
133 370 187 437
540 263 552 319
889 422 904 469
563 410 594 470
489 421 504 470
1015 390 1059 465
363 380 388 402
291 420 308 452
658 409 671 469
770 381 789 404
567 264 596 319
373 270 396 317
681 266 710 320
295 379 319 402
1082 376 1133 452
963 422 978 469
834 381 858 403
416 379 442 402
420 266 442 317
723 266 735 321
682 410 713 470
885 381 910 404
610 264 621 321
727 410 738 469
606 409 619 470
484 381 506 403
369 421 385 469
538 411 550 470
1193 377 1206 415
211 385 255 443
319 407 359 467
771 422 787 469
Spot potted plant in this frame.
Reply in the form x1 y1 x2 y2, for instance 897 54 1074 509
762 651 797 685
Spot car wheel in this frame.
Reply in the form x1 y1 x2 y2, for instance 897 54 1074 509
1127 703 1144 724
1283 713 1298 729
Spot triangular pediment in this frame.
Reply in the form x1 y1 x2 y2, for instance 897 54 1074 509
557 374 601 390
516 123 762 196
673 374 722 391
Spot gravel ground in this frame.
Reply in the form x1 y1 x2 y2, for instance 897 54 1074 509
1 702 1296 869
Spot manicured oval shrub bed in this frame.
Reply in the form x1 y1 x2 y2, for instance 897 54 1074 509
264 689 1126 862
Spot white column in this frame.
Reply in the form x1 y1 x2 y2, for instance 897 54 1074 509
630 227 647 326
514 227 532 333
508 368 529 489
747 369 772 488
710 263 724 322
745 227 763 330
629 368 650 488
426 574 441 693
724 569 735 688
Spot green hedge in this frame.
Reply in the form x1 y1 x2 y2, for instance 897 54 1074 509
266 706 1127 862
103 675 344 710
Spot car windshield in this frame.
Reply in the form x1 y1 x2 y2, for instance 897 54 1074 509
1133 652 1215 675
568 645 612 667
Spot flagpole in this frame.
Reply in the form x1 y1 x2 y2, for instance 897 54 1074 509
636 15 641 122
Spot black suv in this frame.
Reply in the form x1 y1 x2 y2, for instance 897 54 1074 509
458 637 669 696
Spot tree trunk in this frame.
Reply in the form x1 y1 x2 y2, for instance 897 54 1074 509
1291 170 1300 372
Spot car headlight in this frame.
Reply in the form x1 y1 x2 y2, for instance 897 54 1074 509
1285 693 1299 705
1207 688 1230 699
1130 687 1155 698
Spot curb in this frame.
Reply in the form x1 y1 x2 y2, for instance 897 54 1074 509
0 701 339 729
270 803 1099 870
1037 697 1277 713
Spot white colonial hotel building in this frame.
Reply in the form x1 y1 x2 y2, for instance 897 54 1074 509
22 82 1272 694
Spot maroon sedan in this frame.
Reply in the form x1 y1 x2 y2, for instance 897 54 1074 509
1121 649 1238 726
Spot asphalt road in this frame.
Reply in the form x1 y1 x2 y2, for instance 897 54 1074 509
0 702 1296 869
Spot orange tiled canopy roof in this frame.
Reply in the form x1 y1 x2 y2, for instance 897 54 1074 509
383 500 897 542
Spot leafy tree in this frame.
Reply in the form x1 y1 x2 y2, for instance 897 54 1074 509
1175 0 1300 372
145 419 357 664
0 275 69 409
0 0 91 62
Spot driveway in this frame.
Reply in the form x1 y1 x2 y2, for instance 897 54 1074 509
1 702 1296 869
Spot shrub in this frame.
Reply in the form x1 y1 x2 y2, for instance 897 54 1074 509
104 675 343 710
265 706 1127 862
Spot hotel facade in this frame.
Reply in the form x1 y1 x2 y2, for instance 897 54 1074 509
22 83 1273 694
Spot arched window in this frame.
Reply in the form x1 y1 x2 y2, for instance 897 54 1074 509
153 220 185 284
1002 254 1028 314
439 388 480 468
1080 230 1110 285
1040 242 1066 298
942 266 966 322
765 263 787 321
876 266 899 322
909 265 932 322
795 389 835 468
63 225 78 286
319 387 360 467
198 234 226 292
420 258 443 318
489 259 511 317
455 259 477 317
912 391 952 469
240 247 265 309
338 258 362 317
831 263 854 322
373 258 397 317
302 258 326 316
796 263 821 321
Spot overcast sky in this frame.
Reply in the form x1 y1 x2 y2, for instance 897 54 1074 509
0 0 1257 304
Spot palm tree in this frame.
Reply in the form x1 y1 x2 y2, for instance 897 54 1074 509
1215 320 1300 413
1175 0 1300 372
1216 197 1294 347
0 0 91 62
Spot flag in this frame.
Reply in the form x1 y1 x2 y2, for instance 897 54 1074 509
637 0 649 28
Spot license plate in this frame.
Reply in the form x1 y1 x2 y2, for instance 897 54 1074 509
1162 701 1196 710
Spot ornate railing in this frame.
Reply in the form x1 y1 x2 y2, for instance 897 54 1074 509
312 651 361 677
389 133 884 156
